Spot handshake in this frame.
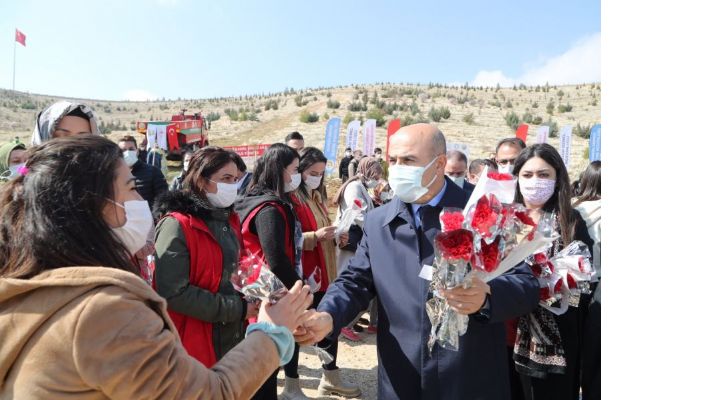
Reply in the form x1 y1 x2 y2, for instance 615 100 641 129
252 281 334 345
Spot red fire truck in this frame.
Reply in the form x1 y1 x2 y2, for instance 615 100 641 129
135 109 210 160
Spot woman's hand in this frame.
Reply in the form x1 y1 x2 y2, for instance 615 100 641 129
258 281 313 332
315 225 337 242
338 232 349 247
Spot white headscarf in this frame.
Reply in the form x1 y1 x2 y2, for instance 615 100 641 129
31 101 101 146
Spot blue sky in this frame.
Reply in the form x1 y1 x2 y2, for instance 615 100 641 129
1 0 600 100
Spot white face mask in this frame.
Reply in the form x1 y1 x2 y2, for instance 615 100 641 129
109 200 154 256
388 157 438 203
519 177 556 206
305 174 322 190
183 162 190 172
447 175 465 188
345 151 352 157
285 173 301 192
497 163 513 175
380 191 393 201
366 179 379 189
123 150 139 167
8 163 24 177
206 180 240 208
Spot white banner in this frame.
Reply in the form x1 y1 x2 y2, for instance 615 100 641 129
559 125 572 166
346 120 361 151
536 126 549 144
363 119 376 156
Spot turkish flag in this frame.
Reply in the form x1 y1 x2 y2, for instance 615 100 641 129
15 29 26 46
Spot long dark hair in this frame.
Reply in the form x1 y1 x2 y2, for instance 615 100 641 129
0 136 137 279
296 147 328 202
183 146 245 199
513 143 575 246
247 143 299 201
573 161 601 207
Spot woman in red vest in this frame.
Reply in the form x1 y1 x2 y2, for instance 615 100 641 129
153 147 254 368
234 143 303 400
289 147 361 399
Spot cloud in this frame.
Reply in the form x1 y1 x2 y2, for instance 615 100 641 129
123 89 157 102
470 32 600 87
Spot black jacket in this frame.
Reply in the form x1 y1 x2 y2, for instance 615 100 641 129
131 160 168 210
339 156 353 180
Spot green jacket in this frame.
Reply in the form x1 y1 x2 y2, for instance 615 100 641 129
153 191 246 361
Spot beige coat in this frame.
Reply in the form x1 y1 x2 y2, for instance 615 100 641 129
0 266 279 399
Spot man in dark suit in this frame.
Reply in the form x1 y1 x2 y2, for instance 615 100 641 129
445 149 475 198
298 124 539 399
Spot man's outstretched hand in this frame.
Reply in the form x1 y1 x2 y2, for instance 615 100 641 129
293 311 334 346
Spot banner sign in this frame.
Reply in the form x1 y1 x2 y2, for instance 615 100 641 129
363 119 376 156
536 126 549 144
346 120 361 151
589 124 601 162
386 118 400 159
323 117 341 176
516 124 529 143
559 125 572 167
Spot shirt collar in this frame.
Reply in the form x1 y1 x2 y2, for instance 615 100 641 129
411 179 447 215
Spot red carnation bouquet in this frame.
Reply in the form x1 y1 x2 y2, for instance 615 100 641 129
426 207 475 352
529 240 596 315
230 251 334 364
426 171 561 352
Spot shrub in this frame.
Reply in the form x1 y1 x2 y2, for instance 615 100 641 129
504 111 521 131
366 108 386 127
294 95 308 107
343 112 354 125
327 99 341 109
428 106 451 122
299 110 319 123
402 114 430 126
573 123 593 139
532 101 539 108
557 89 565 98
532 116 543 125
348 101 367 112
264 99 279 111
20 101 36 110
522 112 534 124
557 103 573 113
463 113 475 125
546 100 555 115
542 118 559 138
205 112 221 122
505 100 513 108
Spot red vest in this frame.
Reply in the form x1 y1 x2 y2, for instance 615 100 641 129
290 193 329 292
156 211 243 367
240 202 295 269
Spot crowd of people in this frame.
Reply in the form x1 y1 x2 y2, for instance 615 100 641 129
0 100 601 400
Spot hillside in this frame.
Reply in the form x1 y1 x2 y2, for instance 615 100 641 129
0 83 600 177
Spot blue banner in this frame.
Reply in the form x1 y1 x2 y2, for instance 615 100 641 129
589 124 601 162
324 117 341 176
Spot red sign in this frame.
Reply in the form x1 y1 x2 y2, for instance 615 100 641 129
224 144 270 158
385 119 401 159
516 124 529 143
15 29 26 47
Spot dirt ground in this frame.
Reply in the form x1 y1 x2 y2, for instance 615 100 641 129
276 315 379 399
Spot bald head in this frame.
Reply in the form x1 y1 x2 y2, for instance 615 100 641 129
388 123 448 204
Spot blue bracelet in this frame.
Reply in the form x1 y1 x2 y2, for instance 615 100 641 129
246 322 295 366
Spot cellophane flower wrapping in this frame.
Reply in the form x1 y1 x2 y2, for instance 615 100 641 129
426 207 474 352
335 198 367 237
229 251 334 364
528 240 596 315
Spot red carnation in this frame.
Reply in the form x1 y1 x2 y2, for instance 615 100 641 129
487 171 514 181
567 274 578 289
553 278 563 293
472 195 499 239
435 229 473 261
530 263 543 277
479 237 501 273
534 253 547 265
440 210 465 232
515 210 536 227
539 287 551 300
578 257 588 273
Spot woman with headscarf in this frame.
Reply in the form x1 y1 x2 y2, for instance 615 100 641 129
0 140 27 180
31 101 101 146
332 156 383 341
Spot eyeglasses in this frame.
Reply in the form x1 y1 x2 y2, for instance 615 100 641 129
496 158 516 166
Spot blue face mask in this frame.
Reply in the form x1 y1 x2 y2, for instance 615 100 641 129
388 157 439 203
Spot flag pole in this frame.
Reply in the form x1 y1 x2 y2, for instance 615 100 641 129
12 38 16 91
